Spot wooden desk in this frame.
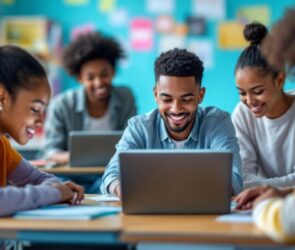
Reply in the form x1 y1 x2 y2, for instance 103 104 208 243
120 214 276 246
0 196 280 247
0 213 277 247
0 215 122 244
0 198 121 244
39 165 105 175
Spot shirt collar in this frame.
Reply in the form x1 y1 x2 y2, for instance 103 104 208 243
159 113 170 142
108 87 122 111
76 87 86 113
189 112 200 142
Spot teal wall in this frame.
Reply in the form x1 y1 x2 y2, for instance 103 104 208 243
0 0 294 114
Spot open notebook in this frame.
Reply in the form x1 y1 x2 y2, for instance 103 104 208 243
14 205 121 220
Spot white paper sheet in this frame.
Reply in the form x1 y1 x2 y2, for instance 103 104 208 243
88 195 120 202
217 210 253 223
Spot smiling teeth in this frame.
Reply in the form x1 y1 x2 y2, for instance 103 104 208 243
251 105 263 112
27 128 35 134
170 115 185 120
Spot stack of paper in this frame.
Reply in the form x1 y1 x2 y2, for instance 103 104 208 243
14 205 121 220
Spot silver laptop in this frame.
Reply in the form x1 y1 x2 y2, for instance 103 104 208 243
69 131 122 167
119 150 232 214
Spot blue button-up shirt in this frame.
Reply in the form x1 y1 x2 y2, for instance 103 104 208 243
101 107 243 195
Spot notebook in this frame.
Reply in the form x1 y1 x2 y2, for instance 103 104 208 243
69 131 123 167
119 150 233 214
14 205 121 220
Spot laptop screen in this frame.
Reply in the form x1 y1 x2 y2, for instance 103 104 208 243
69 131 122 167
119 150 232 214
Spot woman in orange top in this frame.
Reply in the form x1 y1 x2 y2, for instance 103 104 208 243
0 45 84 216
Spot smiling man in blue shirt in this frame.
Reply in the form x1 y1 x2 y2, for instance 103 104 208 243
101 48 243 197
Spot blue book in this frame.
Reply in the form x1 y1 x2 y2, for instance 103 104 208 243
14 205 121 220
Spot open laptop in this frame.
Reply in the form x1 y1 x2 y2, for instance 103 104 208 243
69 131 122 167
119 150 232 214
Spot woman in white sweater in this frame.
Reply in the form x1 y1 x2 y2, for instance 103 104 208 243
234 8 295 243
232 21 295 190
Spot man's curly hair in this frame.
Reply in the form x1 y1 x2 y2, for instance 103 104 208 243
62 31 125 76
155 48 204 85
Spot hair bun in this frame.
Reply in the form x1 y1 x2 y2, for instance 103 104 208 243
244 22 268 45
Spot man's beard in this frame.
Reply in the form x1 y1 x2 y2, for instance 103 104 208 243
162 111 195 133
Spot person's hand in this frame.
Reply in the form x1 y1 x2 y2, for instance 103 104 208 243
234 186 293 210
114 182 121 199
52 181 84 205
63 181 85 204
233 185 270 210
253 187 293 208
49 152 70 165
52 182 74 203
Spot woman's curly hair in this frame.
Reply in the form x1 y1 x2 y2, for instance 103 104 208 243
262 8 295 77
62 31 125 76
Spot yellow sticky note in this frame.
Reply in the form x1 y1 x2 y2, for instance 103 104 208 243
98 0 116 13
1 0 15 5
237 5 270 26
218 21 248 49
64 0 89 5
174 23 188 36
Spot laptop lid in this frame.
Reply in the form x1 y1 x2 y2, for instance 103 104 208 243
119 150 232 214
69 131 122 167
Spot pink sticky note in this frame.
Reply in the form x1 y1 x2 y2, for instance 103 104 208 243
130 18 153 51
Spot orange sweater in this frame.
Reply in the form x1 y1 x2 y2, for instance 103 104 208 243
0 136 22 187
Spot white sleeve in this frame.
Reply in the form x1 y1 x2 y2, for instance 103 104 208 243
249 173 295 189
232 104 266 188
281 194 295 236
